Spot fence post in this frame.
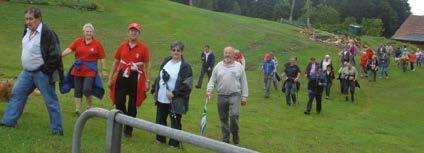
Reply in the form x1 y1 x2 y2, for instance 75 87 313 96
105 109 123 153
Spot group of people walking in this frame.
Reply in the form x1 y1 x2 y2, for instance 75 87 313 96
0 7 248 148
1 7 422 149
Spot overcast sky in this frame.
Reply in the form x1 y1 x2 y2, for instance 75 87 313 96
409 0 424 15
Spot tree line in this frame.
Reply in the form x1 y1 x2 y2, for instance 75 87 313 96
171 0 411 38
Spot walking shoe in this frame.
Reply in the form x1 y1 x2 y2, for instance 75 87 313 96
345 96 349 101
52 130 64 136
0 122 16 128
325 96 329 99
195 85 201 89
304 111 310 115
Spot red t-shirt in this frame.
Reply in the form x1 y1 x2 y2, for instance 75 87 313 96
114 41 150 72
409 53 417 63
365 48 374 60
69 37 106 77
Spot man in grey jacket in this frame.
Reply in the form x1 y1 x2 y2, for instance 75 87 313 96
206 46 248 145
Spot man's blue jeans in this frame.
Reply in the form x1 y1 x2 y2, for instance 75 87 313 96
1 70 63 132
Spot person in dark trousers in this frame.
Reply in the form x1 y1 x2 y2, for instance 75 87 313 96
281 58 301 106
379 53 389 79
195 45 215 89
367 55 379 82
341 63 357 102
152 41 192 148
0 7 65 136
206 47 248 145
324 64 335 99
304 68 327 115
108 22 151 138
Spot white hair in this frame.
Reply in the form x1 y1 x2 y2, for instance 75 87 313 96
82 23 94 31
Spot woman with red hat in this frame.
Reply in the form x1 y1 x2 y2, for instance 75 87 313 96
108 22 151 137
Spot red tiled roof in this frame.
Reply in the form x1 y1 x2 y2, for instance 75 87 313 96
392 15 424 42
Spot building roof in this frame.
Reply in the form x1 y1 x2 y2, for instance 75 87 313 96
392 15 424 42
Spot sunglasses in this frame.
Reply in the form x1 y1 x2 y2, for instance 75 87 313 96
172 48 181 52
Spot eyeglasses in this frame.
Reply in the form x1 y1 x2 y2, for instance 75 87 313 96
172 49 181 52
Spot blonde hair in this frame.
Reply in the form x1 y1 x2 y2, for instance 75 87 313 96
82 23 94 31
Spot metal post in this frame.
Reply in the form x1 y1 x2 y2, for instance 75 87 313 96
72 108 109 153
115 114 258 153
105 109 122 153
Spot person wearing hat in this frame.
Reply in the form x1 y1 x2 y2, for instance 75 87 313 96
108 22 151 137
61 23 107 116
281 58 301 106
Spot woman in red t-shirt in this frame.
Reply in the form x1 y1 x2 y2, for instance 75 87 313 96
62 23 107 116
409 51 417 71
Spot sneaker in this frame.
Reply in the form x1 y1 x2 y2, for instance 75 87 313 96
325 96 329 99
304 111 310 115
52 130 64 136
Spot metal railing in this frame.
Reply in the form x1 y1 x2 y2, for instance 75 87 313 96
71 107 258 153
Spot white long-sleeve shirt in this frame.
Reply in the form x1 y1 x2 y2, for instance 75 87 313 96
207 61 248 97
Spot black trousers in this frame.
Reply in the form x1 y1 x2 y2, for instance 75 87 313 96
156 102 182 147
306 91 322 113
196 66 212 87
115 71 138 136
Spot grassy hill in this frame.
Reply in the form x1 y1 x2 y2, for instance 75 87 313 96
0 0 423 153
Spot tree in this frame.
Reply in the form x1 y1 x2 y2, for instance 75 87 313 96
289 0 296 21
274 0 291 20
230 1 242 15
361 18 384 36
255 0 277 20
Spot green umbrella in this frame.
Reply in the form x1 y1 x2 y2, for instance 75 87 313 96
200 96 210 135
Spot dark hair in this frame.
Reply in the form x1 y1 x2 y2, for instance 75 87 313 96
170 41 184 51
310 57 316 61
204 45 210 49
24 7 42 19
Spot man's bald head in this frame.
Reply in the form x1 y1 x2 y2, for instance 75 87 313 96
223 46 235 63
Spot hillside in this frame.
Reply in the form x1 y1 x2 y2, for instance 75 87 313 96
0 0 423 153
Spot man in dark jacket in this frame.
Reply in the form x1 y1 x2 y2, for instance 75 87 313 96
1 7 64 135
195 45 215 89
304 68 327 115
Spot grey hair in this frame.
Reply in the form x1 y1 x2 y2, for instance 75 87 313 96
24 7 42 19
170 41 184 51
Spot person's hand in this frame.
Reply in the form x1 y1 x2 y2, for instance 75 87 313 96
241 97 247 106
107 80 113 89
208 67 212 71
206 91 212 98
145 82 150 92
167 91 174 99
101 70 108 80
295 78 299 82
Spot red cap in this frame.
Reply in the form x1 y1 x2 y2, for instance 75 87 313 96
128 22 141 31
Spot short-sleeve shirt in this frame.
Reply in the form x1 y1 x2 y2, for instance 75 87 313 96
69 37 106 77
114 41 150 71
285 64 301 78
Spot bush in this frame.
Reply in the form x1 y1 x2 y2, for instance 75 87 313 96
8 0 49 4
56 0 98 11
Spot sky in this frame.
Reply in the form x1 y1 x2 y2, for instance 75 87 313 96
408 0 424 15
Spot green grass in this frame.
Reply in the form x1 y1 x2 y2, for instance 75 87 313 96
0 0 423 153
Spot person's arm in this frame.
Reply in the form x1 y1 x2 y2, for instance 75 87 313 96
61 48 73 57
108 59 119 89
145 62 151 91
240 68 248 106
100 59 107 79
206 65 218 97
